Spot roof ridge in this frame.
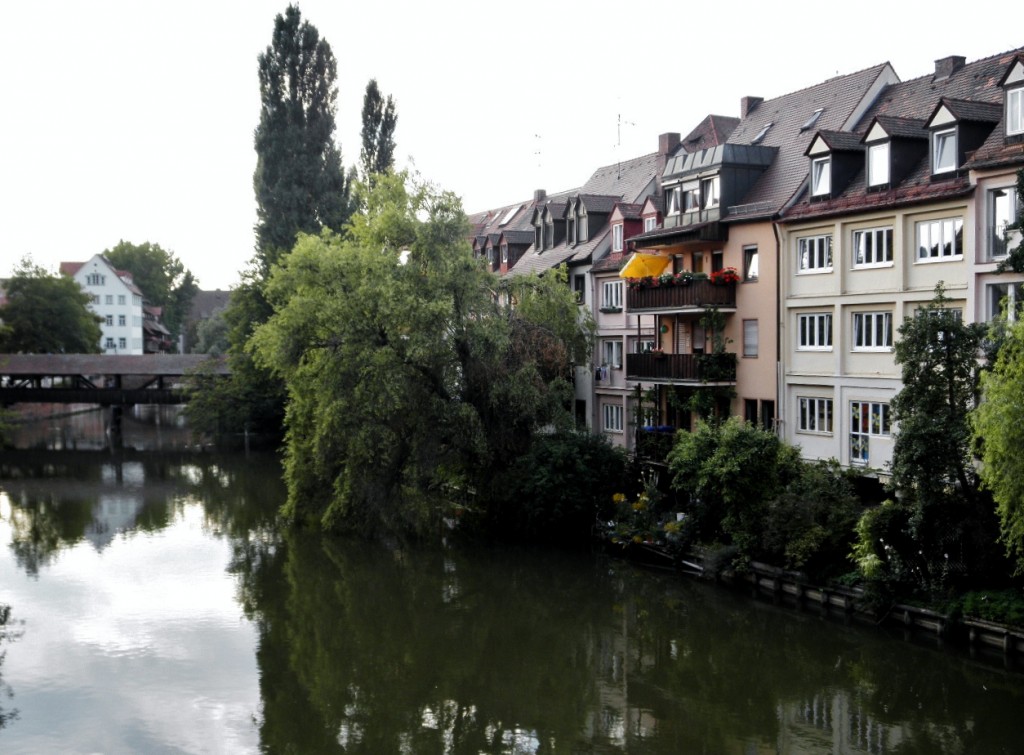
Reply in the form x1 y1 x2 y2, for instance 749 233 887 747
890 46 1024 85
750 62 891 110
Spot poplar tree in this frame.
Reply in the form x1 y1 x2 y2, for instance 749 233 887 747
253 4 353 273
359 79 397 182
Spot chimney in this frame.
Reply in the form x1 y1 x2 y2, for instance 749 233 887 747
657 132 681 177
935 55 966 79
533 189 546 203
741 96 763 119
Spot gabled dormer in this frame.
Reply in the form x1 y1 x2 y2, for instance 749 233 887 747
607 202 643 260
860 116 928 191
804 131 863 200
537 201 566 251
498 230 533 274
925 97 1002 178
999 56 1024 143
530 206 545 251
640 195 662 233
484 235 500 272
565 198 578 246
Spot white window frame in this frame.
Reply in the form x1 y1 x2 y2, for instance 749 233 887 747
852 311 893 351
666 186 681 215
853 226 894 267
118 337 127 350
86 273 105 286
501 243 508 264
798 397 833 434
1009 87 1024 136
797 234 833 273
104 337 116 350
743 319 758 358
612 223 624 252
867 142 890 187
602 339 623 369
916 217 963 261
743 246 759 282
797 312 833 350
932 128 957 174
850 401 890 465
105 294 113 305
603 403 624 433
602 280 623 310
118 295 126 305
701 176 720 209
987 282 1024 322
643 216 657 232
990 187 1020 259
118 314 126 326
578 209 588 242
811 157 831 197
683 181 700 211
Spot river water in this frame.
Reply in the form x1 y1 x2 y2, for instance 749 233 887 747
1 409 1024 753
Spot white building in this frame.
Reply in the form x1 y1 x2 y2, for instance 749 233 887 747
61 254 145 354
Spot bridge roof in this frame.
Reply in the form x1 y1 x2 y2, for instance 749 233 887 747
0 354 230 376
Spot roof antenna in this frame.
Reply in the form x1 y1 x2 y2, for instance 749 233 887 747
617 113 636 179
534 133 542 170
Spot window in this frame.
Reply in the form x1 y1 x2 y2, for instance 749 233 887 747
744 247 759 281
629 336 656 353
603 403 624 433
602 280 623 311
797 234 833 273
644 216 657 232
86 273 105 286
712 250 724 273
987 282 1024 321
534 224 543 249
798 397 833 434
867 142 890 187
578 209 588 242
743 319 758 357
486 248 495 268
800 109 824 132
118 314 126 326
545 222 554 249
105 295 114 305
917 217 963 260
701 176 720 209
91 294 100 304
573 275 585 304
666 186 681 215
932 128 957 174
105 315 113 326
118 337 127 350
752 122 773 143
853 227 894 267
567 213 576 245
683 181 700 211
811 157 831 197
798 313 832 350
990 187 1020 258
602 339 623 368
1009 87 1024 136
118 295 126 305
853 311 893 350
104 337 115 349
501 243 508 264
612 223 624 252
850 401 890 465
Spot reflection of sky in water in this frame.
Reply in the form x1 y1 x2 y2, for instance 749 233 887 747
0 492 260 753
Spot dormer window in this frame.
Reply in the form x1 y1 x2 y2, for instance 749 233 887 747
933 128 957 174
867 142 890 187
567 214 576 245
811 157 831 197
545 220 554 249
1008 86 1023 136
666 186 681 215
644 216 657 232
683 181 700 211
612 223 624 252
501 243 509 264
534 223 543 250
579 208 588 242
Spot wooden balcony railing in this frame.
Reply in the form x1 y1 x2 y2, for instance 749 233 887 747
626 352 737 383
626 280 736 312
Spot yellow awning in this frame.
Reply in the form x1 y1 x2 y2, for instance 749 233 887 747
619 253 670 279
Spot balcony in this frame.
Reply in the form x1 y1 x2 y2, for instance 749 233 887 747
626 280 735 312
626 352 737 384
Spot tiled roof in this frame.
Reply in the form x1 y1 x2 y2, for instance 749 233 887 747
576 194 620 214
680 114 741 152
614 202 643 220
500 229 535 245
784 47 1024 222
723 62 895 217
810 130 865 153
591 252 630 274
59 261 84 276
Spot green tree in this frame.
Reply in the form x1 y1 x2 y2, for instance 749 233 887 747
102 240 198 346
253 3 353 273
359 78 397 182
974 317 1024 573
250 173 591 537
888 283 1001 590
0 257 102 353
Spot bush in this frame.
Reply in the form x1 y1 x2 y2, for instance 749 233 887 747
488 432 629 544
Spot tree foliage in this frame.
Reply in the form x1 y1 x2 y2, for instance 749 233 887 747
359 78 397 182
250 174 592 537
974 318 1024 574
887 283 1002 590
253 3 353 273
0 257 102 353
102 240 198 345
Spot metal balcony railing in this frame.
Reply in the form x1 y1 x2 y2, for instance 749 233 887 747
625 352 737 383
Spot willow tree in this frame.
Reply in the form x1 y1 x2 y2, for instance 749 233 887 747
250 174 591 537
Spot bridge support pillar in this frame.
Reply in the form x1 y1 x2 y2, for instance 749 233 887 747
109 406 124 449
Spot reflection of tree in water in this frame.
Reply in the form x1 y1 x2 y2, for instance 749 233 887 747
0 603 19 730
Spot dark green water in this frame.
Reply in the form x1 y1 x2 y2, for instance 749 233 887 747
1 437 1023 752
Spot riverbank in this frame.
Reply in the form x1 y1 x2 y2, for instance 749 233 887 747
604 539 1024 671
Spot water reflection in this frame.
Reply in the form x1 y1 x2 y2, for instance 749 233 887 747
0 449 1023 752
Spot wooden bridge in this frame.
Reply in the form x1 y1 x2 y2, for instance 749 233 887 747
0 354 230 406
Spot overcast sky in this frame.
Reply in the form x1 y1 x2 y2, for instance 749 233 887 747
1 1 1020 291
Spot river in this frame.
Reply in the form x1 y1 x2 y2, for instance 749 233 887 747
1 408 1023 753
